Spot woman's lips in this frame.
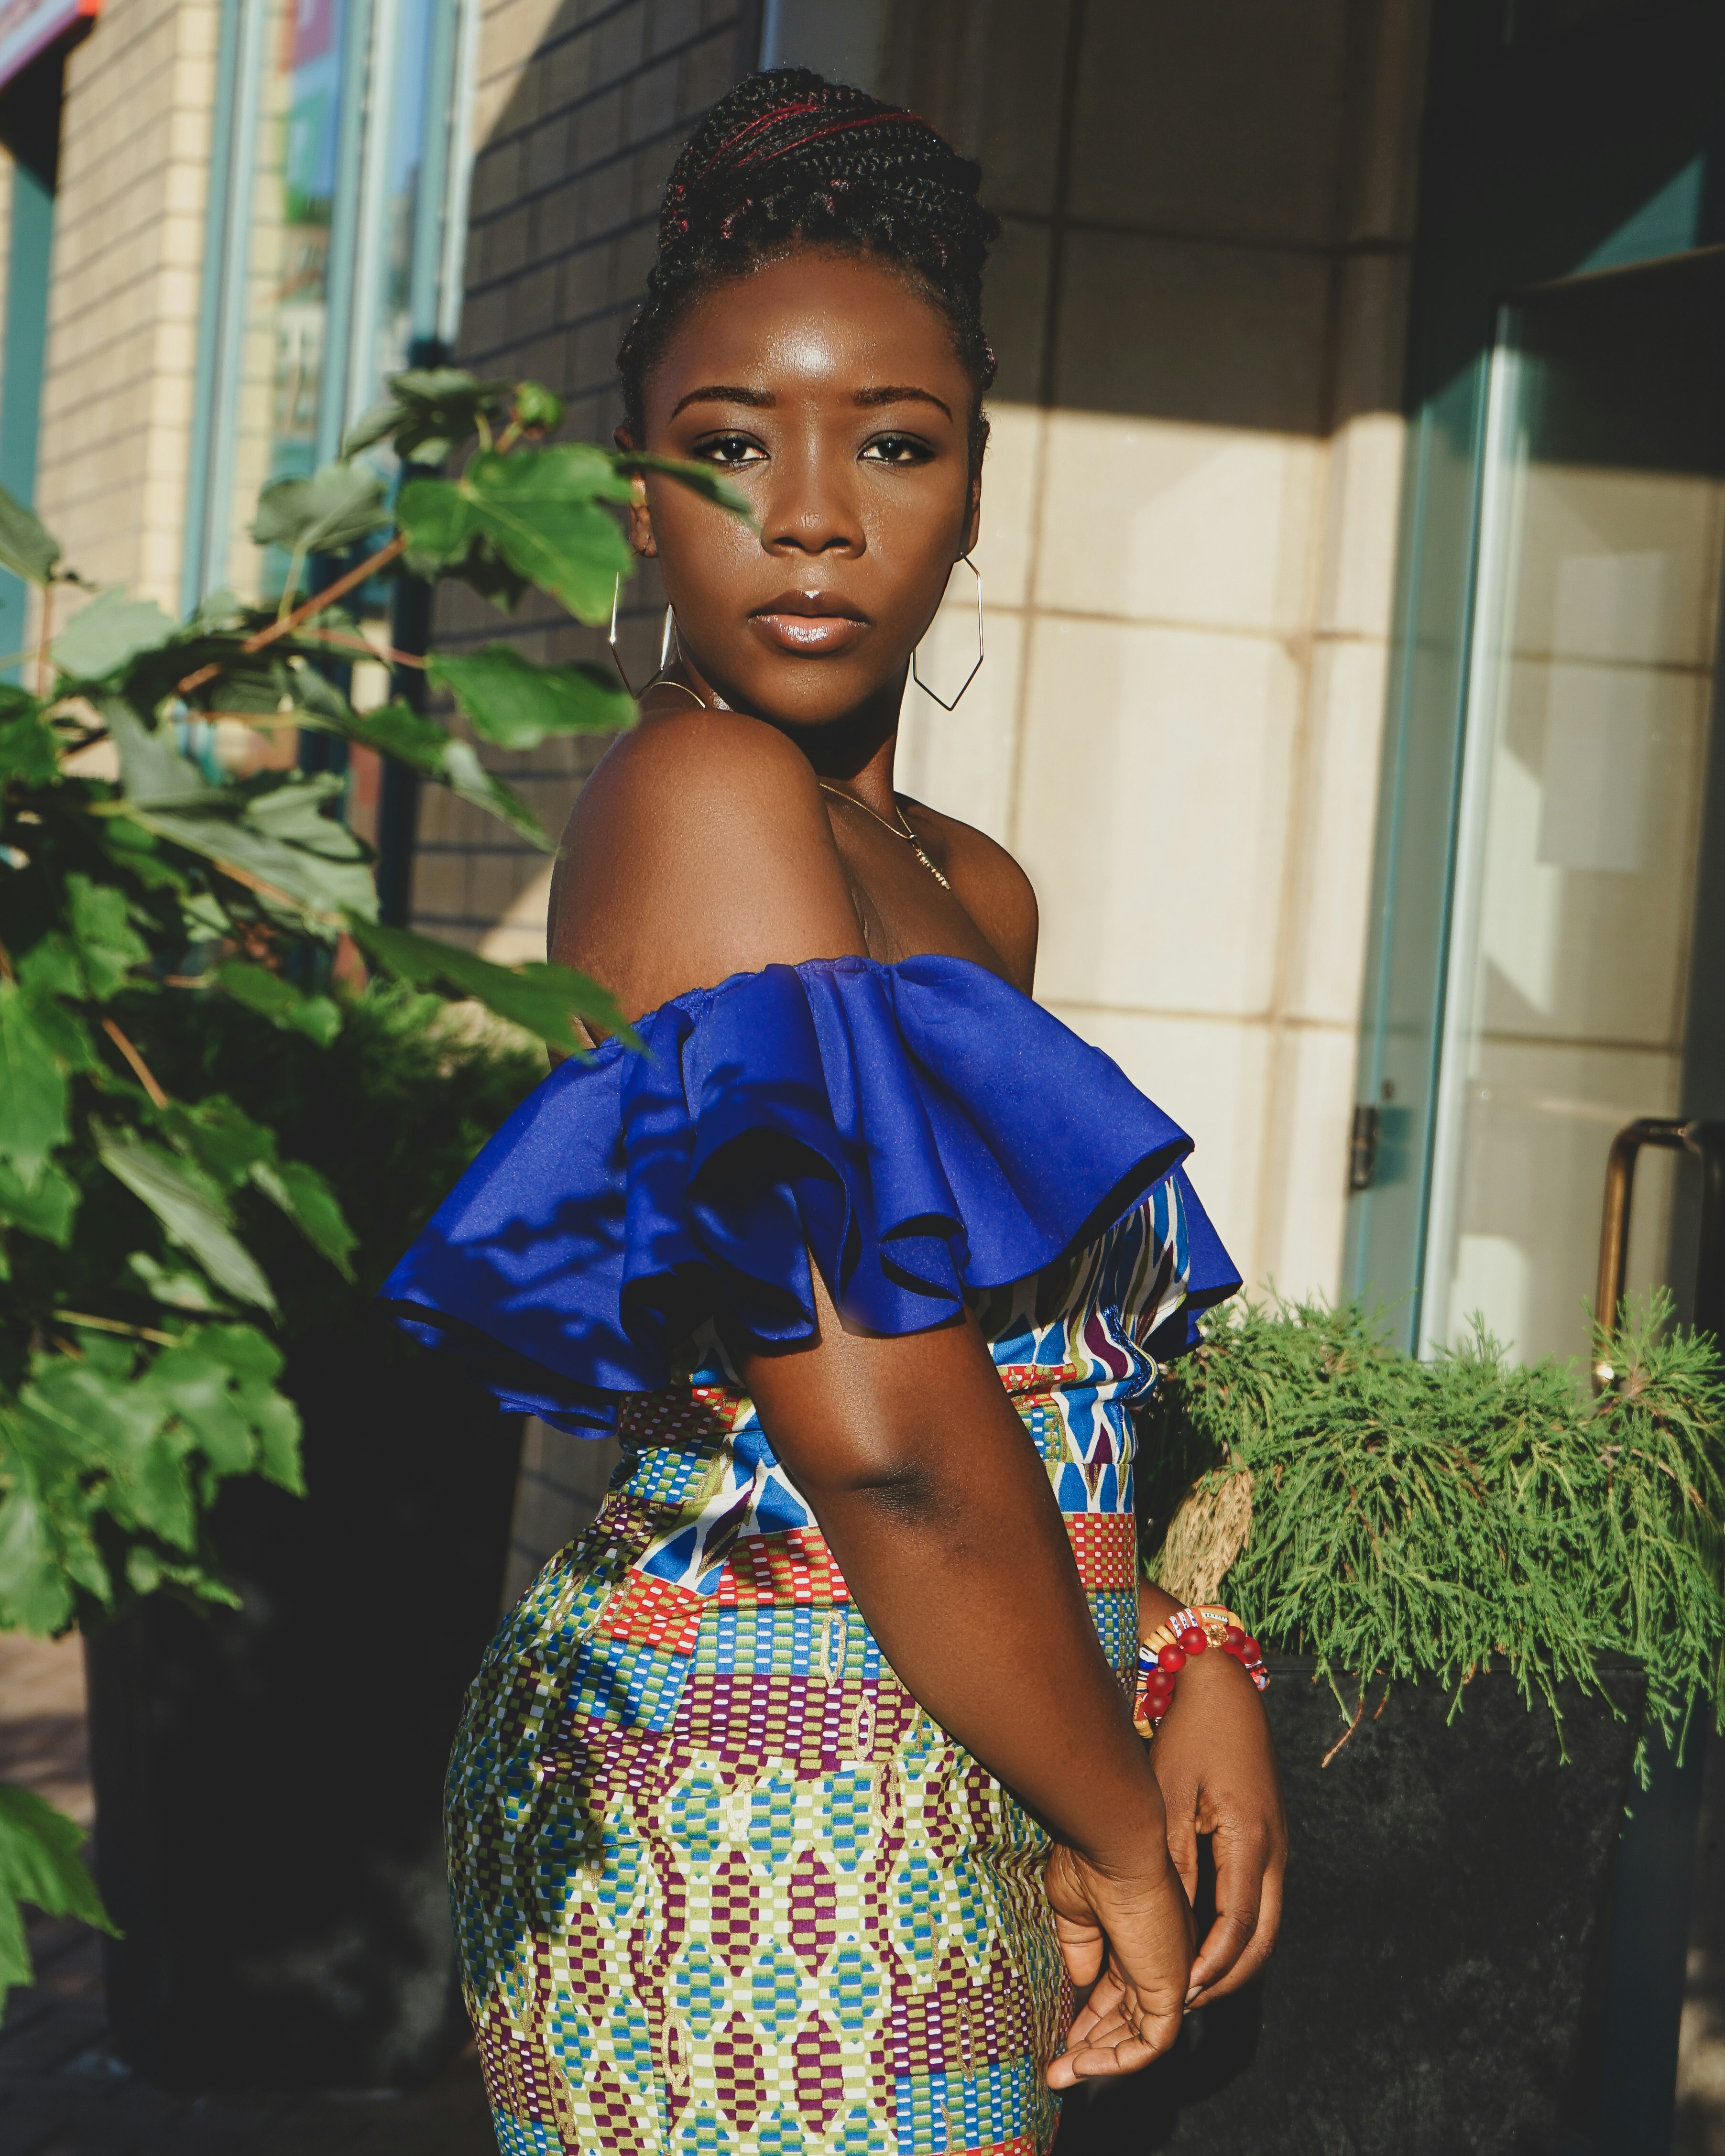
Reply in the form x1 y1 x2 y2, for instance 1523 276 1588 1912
751 609 867 655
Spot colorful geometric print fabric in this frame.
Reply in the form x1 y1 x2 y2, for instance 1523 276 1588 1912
628 1176 1193 1599
447 1183 1186 2156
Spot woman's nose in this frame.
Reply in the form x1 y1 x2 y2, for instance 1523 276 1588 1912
761 448 864 557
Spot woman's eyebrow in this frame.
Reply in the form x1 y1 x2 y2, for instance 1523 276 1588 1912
855 385 952 418
669 384 775 418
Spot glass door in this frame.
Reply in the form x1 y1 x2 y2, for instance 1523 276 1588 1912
1421 250 1725 1364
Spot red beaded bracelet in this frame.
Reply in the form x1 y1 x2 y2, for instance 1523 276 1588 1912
1133 1603 1268 1735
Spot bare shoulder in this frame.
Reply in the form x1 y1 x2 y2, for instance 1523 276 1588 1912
554 709 864 1018
906 798 1039 991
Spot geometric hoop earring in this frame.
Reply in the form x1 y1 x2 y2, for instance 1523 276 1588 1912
608 572 642 696
910 552 984 710
609 575 705 709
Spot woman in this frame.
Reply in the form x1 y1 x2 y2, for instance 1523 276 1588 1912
384 68 1287 2156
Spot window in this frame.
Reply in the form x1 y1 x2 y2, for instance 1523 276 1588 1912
182 0 476 611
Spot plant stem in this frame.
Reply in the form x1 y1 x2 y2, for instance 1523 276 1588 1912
174 534 412 699
287 628 427 669
34 583 54 695
276 542 310 625
100 1015 169 1108
1321 1683 1371 1769
53 1309 177 1347
242 534 408 657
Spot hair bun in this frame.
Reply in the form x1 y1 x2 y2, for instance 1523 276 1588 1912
618 68 999 446
661 68 995 277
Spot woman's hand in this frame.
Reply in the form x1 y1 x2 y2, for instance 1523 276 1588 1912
1044 1841 1194 2086
1142 1591 1288 2007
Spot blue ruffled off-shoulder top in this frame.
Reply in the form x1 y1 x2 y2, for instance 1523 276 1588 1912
380 954 1240 1432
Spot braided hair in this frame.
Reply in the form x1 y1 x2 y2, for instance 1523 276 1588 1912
618 69 1000 461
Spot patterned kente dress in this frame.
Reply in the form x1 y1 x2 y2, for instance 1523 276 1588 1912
382 956 1238 2156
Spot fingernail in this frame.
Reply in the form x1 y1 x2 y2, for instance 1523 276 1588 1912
1184 1988 1201 2005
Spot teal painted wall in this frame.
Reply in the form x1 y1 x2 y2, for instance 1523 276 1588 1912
0 48 62 679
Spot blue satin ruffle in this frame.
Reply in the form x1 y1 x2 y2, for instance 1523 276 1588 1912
379 954 1240 1429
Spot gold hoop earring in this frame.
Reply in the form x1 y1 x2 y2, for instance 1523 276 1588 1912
911 554 984 710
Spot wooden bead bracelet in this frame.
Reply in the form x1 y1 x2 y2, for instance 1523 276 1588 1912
1133 1603 1268 1735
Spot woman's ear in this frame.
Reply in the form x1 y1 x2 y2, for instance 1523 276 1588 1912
614 429 659 559
964 413 988 556
963 476 982 560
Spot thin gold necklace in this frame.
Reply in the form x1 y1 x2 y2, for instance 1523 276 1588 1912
818 782 952 891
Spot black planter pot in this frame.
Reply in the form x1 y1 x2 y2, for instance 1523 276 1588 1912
1054 1655 1648 2156
84 1319 523 2091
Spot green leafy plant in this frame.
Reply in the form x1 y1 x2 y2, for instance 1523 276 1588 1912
0 371 745 1998
1139 1291 1725 1767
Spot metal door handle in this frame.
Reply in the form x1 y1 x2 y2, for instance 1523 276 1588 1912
1593 1116 1725 1389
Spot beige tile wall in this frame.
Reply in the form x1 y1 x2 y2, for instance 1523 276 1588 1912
35 0 217 608
892 0 1431 1302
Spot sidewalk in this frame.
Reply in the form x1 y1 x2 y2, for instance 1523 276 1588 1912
0 1637 493 2156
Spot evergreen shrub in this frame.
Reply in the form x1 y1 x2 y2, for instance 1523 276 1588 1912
1138 1293 1725 1761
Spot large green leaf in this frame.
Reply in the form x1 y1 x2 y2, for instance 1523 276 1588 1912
0 708 59 786
102 696 208 807
251 462 389 555
249 1158 357 1280
327 699 548 847
0 483 61 586
399 448 633 623
0 1785 114 2000
215 959 342 1045
146 1326 303 1491
0 1478 73 1635
51 589 177 685
94 1130 277 1313
438 740 550 849
427 644 635 749
128 1249 225 1312
14 1354 196 1553
0 984 68 1187
0 1161 76 1245
14 932 83 1001
65 874 152 1000
347 916 633 1054
164 1096 275 1189
615 451 755 518
127 770 380 924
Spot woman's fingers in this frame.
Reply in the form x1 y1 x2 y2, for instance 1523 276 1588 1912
1048 2026 1165 2087
1186 1818 1286 2004
1061 1966 1125 2054
1042 1845 1194 2088
1044 1848 1106 1990
1050 1971 1172 2088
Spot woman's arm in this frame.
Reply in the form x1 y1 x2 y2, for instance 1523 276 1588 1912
740 1268 1195 2083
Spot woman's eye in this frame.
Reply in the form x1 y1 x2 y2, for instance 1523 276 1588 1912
695 435 766 467
861 434 933 466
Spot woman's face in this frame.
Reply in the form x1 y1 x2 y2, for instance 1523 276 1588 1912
630 246 980 734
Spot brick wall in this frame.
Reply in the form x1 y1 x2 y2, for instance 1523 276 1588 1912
35 0 218 607
411 0 758 962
